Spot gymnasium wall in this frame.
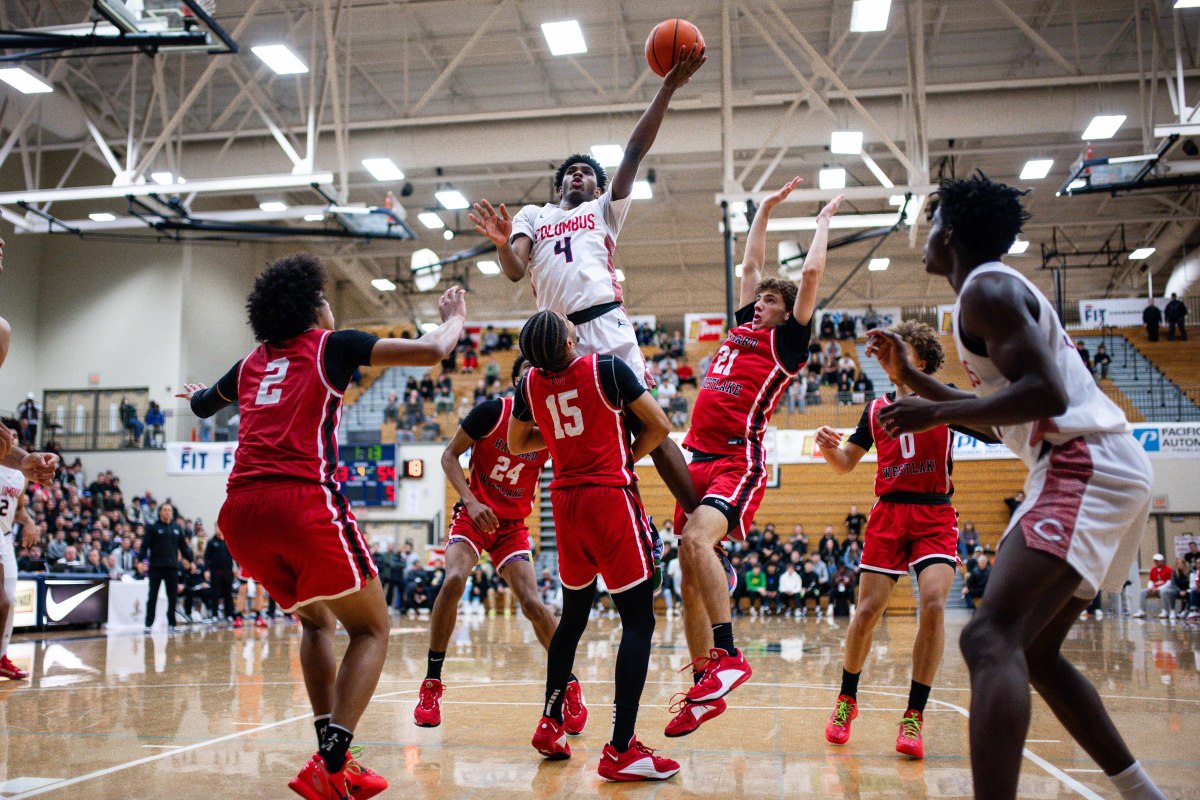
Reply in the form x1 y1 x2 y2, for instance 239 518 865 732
0 229 42 410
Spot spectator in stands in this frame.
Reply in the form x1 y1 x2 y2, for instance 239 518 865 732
120 398 144 447
1093 343 1112 380
484 359 500 386
656 378 677 411
405 376 419 395
462 347 478 373
467 566 488 612
143 401 165 448
441 345 457 374
785 376 805 413
81 547 106 575
456 397 472 423
819 314 836 340
404 390 424 428
105 552 124 579
763 563 781 615
836 354 857 382
1171 557 1191 617
778 563 801 616
480 325 500 354
419 373 435 402
383 392 400 425
205 527 235 621
1165 292 1188 341
958 521 980 563
844 505 866 538
47 529 67 561
841 541 862 571
863 304 882 330
837 314 856 340
1185 540 1200 570
667 330 685 358
17 392 38 447
1135 553 1177 619
668 394 688 428
18 545 45 572
51 544 83 572
836 371 854 405
497 329 513 351
434 384 454 414
963 554 990 609
853 371 875 402
1143 299 1162 342
1074 340 1092 374
676 359 697 389
1189 565 1200 619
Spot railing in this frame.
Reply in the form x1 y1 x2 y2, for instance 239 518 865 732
16 408 238 452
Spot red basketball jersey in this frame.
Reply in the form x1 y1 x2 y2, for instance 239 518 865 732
524 355 636 490
227 329 342 493
868 395 953 497
684 322 798 457
468 396 549 519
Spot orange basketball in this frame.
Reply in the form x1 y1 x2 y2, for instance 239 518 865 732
645 19 704 78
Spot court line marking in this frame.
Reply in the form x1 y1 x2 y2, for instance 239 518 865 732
1064 769 1105 774
1027 739 1061 743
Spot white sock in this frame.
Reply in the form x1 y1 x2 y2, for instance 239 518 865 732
1109 761 1167 800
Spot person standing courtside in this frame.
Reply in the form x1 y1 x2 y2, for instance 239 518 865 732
204 526 236 622
140 502 190 632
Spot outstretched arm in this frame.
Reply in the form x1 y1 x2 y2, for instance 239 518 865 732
469 200 531 281
814 426 868 475
370 286 467 367
793 195 844 325
739 177 803 308
609 45 706 201
864 329 975 402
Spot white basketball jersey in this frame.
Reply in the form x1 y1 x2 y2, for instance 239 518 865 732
952 262 1129 467
510 190 632 316
0 466 24 537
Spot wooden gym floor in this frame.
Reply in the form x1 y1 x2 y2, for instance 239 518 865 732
0 609 1196 799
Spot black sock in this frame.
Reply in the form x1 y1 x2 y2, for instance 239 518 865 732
692 670 703 686
840 668 860 700
544 585 595 724
711 622 736 656
568 672 577 684
610 579 656 754
907 680 932 713
426 650 445 681
313 715 330 749
319 723 353 774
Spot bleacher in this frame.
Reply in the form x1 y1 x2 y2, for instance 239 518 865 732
1074 330 1199 423
1112 326 1200 410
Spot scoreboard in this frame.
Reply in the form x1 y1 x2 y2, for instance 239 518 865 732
336 444 397 507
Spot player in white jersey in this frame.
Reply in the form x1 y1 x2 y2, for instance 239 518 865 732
0 466 30 680
868 175 1164 800
469 44 705 512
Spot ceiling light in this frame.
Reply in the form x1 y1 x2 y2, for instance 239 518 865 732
88 212 115 222
1019 159 1054 180
541 20 587 56
412 248 441 292
1176 1 1200 8
850 0 891 32
615 269 626 282
371 278 397 292
631 180 653 200
259 201 287 212
477 260 501 275
590 144 624 167
418 212 445 229
1082 114 1126 140
1009 239 1030 254
868 258 890 271
818 168 847 190
0 68 53 94
251 44 309 75
1067 178 1087 191
361 158 404 182
419 322 439 333
888 195 906 206
735 264 744 277
443 229 454 240
303 213 324 222
150 172 173 186
830 131 864 155
436 190 469 210
1129 247 1156 260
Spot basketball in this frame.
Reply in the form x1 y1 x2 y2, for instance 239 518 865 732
645 19 704 78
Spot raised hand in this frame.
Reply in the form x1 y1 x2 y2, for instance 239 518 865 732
762 176 803 211
663 43 706 90
438 286 467 322
21 451 58 485
865 328 913 378
818 194 845 221
174 383 207 402
469 200 512 247
877 395 940 435
814 426 843 450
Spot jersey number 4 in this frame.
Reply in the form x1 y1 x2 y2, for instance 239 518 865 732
255 358 290 406
554 237 574 263
545 390 584 439
489 456 525 486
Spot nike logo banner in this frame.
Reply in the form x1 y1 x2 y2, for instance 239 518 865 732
44 580 109 624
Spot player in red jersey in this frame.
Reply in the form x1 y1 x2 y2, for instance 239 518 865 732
814 320 959 759
180 254 466 800
664 180 841 737
414 355 587 732
508 311 679 782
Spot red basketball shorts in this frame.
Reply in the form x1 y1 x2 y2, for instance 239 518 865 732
217 481 377 613
673 453 767 541
446 501 533 571
860 500 958 578
552 485 655 593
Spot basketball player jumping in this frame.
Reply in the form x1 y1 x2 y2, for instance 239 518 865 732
509 311 678 782
468 44 706 515
182 254 467 800
0 466 32 681
873 175 1166 800
414 354 587 733
815 320 960 759
665 179 842 737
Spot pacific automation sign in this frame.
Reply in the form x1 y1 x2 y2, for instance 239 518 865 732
1130 423 1200 459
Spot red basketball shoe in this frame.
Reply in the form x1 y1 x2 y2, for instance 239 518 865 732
413 679 443 728
232 616 243 629
531 715 571 760
895 710 924 758
597 738 680 782
0 655 29 680
562 679 588 735
685 648 752 703
825 694 858 745
664 695 726 737
343 745 388 799
288 753 351 800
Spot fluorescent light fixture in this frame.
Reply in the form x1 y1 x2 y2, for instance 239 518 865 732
477 260 501 275
541 20 587 55
251 44 309 75
418 212 445 229
1067 178 1087 191
1082 114 1126 140
850 0 891 32
0 67 53 94
1176 1 1200 8
412 248 441 292
591 144 624 167
1008 239 1030 254
88 212 116 222
615 269 626 282
420 322 439 334
1019 159 1054 180
830 131 864 155
361 158 404 182
443 229 454 240
436 189 469 210
303 213 325 222
729 201 748 215
819 168 847 190
259 201 287 212
735 264 744 278
631 180 654 200
868 258 890 271
151 172 173 186
889 195 906 206
371 278 397 292
1129 247 1156 260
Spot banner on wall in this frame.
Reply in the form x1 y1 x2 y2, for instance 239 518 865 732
1130 423 1200 459
13 579 36 628
1078 297 1152 328
684 312 727 342
166 442 237 475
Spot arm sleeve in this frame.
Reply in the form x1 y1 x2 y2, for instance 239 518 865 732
509 204 538 244
511 376 533 422
190 363 240 418
460 400 503 441
734 303 754 327
599 190 633 237
774 316 814 373
846 406 874 451
323 330 380 392
598 355 646 407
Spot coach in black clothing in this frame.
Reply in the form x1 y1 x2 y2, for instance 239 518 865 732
204 527 236 620
1143 300 1162 342
1165 293 1188 341
139 502 191 630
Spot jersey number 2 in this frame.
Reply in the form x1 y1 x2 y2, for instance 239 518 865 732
545 390 584 439
554 237 574 263
255 358 290 406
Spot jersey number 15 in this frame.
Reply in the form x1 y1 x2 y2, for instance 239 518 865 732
545 390 583 439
